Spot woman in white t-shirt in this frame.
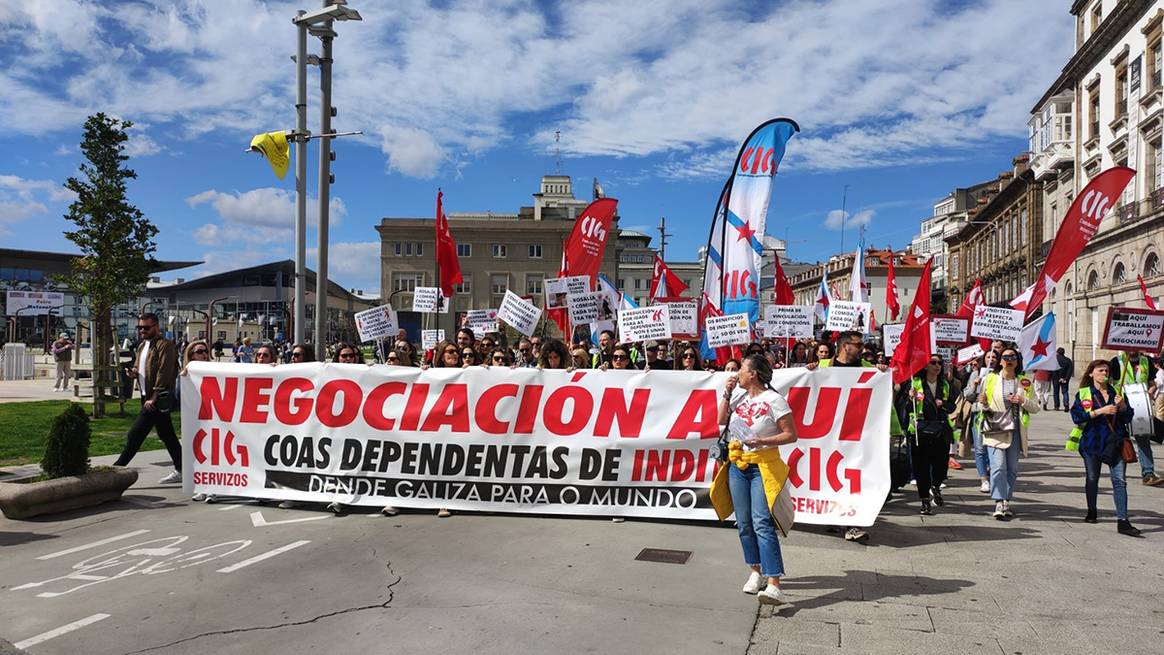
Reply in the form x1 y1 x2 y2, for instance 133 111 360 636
717 354 799 605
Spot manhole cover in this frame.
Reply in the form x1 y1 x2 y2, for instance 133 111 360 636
634 548 692 565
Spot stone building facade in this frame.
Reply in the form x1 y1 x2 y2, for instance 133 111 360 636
788 249 926 330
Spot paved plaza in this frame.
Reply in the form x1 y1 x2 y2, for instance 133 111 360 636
1 409 1162 655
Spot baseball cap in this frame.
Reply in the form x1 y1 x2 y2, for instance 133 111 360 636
59 333 69 339
644 340 659 350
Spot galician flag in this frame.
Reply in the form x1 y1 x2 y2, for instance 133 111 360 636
814 269 832 323
1018 312 1057 371
849 246 868 303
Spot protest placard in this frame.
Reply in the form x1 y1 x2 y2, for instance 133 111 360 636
545 276 591 310
970 305 1024 342
882 323 905 356
421 329 446 351
618 305 672 343
665 301 699 338
412 287 450 313
498 290 543 337
354 305 399 343
465 308 499 335
567 291 604 324
956 342 984 366
825 301 872 333
706 313 752 348
764 305 814 339
932 314 971 345
1100 307 1164 352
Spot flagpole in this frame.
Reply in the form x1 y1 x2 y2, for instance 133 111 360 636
434 187 441 339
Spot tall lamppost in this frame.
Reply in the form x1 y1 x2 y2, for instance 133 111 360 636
292 1 362 361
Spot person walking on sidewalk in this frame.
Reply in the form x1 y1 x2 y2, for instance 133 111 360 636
901 354 956 516
115 313 182 483
1068 360 1142 537
978 347 1039 519
1109 350 1164 486
712 354 799 605
51 333 74 392
1053 348 1073 412
963 351 999 493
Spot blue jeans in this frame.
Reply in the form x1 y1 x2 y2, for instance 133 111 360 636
728 463 785 578
1082 453 1128 519
1052 379 1070 409
1133 435 1156 479
987 443 1020 500
970 418 990 478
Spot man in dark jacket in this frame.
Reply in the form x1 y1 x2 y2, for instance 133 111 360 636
115 313 182 483
1053 348 1074 412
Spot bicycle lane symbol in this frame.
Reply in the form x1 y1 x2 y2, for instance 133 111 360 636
11 536 253 598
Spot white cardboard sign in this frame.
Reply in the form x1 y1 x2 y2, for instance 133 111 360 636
955 343 984 366
667 301 699 337
1100 307 1164 352
545 276 591 310
465 309 499 335
618 305 672 343
825 301 872 333
497 290 543 337
706 313 752 348
567 291 606 324
765 305 814 339
970 305 1025 342
421 329 446 351
882 323 905 356
354 304 399 343
412 287 450 313
932 315 971 344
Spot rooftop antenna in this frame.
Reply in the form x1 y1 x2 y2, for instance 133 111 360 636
657 216 672 261
554 129 561 175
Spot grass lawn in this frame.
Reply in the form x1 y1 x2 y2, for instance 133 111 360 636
0 398 181 467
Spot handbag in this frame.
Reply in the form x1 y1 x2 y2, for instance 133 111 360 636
1120 435 1138 464
771 482 795 538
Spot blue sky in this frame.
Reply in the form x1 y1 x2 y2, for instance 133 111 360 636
0 0 1074 295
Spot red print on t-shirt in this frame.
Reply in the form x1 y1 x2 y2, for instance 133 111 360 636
735 401 769 427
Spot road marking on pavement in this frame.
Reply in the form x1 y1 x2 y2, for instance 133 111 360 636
249 510 330 527
36 530 151 561
14 613 110 649
216 540 310 573
218 504 245 511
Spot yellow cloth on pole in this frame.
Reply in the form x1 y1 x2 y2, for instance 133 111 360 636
249 131 290 179
709 441 792 536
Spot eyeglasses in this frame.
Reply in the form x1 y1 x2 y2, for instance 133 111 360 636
682 353 695 359
1001 355 1018 361
612 354 628 360
291 351 305 359
136 324 154 331
519 348 530 353
339 352 357 359
928 360 941 366
492 355 505 361
386 355 400 361
256 352 273 359
192 348 209 355
462 351 475 357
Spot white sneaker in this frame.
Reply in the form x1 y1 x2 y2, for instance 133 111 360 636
192 493 207 502
278 500 304 509
326 502 344 515
158 470 181 484
1002 500 1014 517
939 482 948 489
742 571 764 594
979 480 990 493
611 517 625 523
908 479 916 486
380 505 399 516
992 501 1005 519
757 584 786 605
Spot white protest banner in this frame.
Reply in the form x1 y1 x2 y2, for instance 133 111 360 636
1100 307 1164 353
764 305 814 339
618 305 672 343
545 276 591 310
498 290 543 337
666 301 699 338
955 342 984 366
825 301 872 333
412 287 450 313
465 309 499 335
882 323 905 356
706 313 751 348
567 291 604 324
182 364 889 526
421 329 445 351
970 305 1025 342
932 314 971 345
354 305 398 343
4 290 64 316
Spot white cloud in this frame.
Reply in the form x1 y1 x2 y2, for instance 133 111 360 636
124 132 164 157
824 209 874 231
0 0 1073 178
0 174 74 232
186 187 347 243
308 241 381 295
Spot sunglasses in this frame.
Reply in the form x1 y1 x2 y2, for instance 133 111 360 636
256 352 273 359
136 324 154 331
192 348 209 355
612 354 628 360
339 352 357 358
386 356 399 361
1001 355 1018 361
519 348 530 353
462 351 475 357
291 352 305 358
929 360 942 366
492 355 505 361
682 353 695 359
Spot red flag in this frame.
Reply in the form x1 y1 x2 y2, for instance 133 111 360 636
957 278 984 318
1023 166 1135 319
889 260 933 384
1139 274 1158 310
435 190 463 296
885 255 900 322
563 198 618 283
649 254 690 300
773 256 794 305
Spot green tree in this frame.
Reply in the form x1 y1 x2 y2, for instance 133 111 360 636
61 113 158 418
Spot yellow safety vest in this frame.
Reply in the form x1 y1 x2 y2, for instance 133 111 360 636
909 377 956 437
1065 387 1091 452
979 372 1033 432
1114 353 1150 392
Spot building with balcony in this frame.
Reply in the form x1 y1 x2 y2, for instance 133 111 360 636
615 230 703 308
946 156 1044 311
1029 0 1164 361
907 180 996 303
